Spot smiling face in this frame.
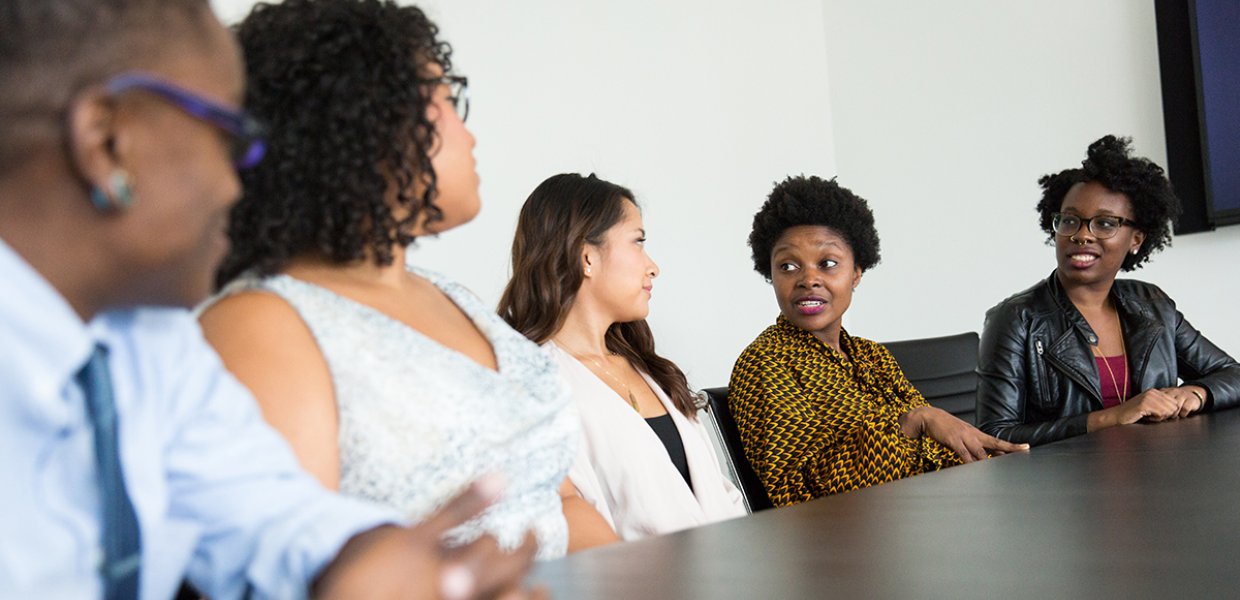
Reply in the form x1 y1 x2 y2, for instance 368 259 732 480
1055 181 1145 290
582 199 659 324
770 225 862 347
102 12 247 307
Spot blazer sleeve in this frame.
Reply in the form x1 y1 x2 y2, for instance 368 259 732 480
1170 305 1240 412
976 302 1088 445
729 344 935 506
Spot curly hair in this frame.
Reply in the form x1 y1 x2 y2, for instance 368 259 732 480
498 173 699 418
216 0 453 286
1035 135 1181 271
748 175 882 279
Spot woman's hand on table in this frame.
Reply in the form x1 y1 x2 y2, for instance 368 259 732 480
901 406 1030 462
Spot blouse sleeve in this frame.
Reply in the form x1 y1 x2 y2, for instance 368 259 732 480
872 344 963 469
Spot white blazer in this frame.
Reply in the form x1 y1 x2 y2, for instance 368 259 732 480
546 344 747 540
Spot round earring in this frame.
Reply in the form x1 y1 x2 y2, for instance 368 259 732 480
1130 248 1139 255
88 169 133 211
585 267 592 275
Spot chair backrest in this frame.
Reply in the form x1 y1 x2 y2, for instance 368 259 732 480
699 387 774 512
881 332 980 425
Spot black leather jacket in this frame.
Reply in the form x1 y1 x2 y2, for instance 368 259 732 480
976 272 1240 446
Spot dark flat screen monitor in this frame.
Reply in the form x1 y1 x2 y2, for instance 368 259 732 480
1193 0 1240 225
1155 0 1240 231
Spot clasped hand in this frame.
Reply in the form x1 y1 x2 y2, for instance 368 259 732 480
1116 385 1206 424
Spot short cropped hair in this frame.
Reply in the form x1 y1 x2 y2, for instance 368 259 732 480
749 175 882 279
0 0 210 173
1035 135 1180 271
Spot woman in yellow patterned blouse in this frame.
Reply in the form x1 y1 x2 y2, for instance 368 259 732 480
730 176 1027 507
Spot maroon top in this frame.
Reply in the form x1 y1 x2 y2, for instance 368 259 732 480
1095 355 1130 408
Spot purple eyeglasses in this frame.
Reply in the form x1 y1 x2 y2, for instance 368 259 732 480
104 73 267 170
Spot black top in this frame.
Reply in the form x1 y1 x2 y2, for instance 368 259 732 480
644 413 692 492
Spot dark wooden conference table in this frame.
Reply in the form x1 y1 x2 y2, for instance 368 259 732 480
532 409 1240 598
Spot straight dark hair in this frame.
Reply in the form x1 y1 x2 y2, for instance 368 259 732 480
498 173 697 417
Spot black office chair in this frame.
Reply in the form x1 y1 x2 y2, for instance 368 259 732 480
881 332 980 425
698 387 774 512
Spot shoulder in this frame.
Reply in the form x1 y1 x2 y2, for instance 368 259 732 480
99 306 213 360
198 289 313 346
197 289 327 384
543 343 581 381
847 333 884 354
848 333 893 362
983 277 1055 326
845 333 904 372
1113 278 1173 305
732 324 781 375
408 264 482 302
737 320 796 360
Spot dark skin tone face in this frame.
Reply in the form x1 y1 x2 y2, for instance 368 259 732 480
97 19 247 310
1054 180 1145 295
768 225 862 354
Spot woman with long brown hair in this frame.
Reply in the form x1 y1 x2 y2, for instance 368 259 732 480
500 173 746 540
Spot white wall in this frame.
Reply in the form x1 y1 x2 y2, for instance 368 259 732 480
822 0 1240 355
212 0 838 388
210 0 1239 386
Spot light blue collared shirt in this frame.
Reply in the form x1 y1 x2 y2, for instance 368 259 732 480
0 237 398 599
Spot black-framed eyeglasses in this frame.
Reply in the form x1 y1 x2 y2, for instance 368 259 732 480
104 73 267 170
426 75 470 123
1052 212 1138 240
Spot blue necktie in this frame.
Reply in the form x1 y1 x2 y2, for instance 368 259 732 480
77 344 142 600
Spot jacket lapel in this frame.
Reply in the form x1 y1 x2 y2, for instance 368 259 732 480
1045 273 1103 406
1045 327 1103 406
1116 290 1164 391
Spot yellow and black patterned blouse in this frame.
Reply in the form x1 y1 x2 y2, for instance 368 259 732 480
729 316 962 507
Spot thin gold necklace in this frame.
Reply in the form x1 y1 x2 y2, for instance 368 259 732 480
558 342 644 411
1090 320 1129 403
583 354 641 413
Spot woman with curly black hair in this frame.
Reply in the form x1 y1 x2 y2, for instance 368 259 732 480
729 176 1024 507
198 0 616 557
976 135 1240 446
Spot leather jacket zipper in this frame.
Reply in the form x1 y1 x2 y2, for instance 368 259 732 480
1034 340 1050 403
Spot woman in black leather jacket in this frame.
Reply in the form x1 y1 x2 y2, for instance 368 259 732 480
976 135 1240 446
